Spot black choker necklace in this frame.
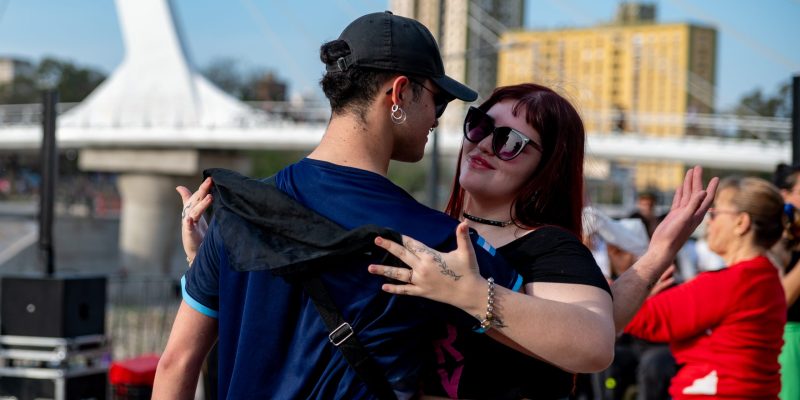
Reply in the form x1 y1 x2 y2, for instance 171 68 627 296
462 212 513 227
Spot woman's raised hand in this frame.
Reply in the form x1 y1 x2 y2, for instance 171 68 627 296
367 222 487 312
650 166 719 256
176 177 213 264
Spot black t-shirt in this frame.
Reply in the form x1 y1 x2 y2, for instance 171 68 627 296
424 226 611 399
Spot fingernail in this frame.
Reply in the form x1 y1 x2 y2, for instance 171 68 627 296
375 237 383 245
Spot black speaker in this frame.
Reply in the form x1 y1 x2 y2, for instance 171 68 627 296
0 372 108 400
1 276 106 338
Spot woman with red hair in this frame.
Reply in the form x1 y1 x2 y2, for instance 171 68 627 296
368 83 716 398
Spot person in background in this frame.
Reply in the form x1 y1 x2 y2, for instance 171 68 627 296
625 176 787 398
772 163 800 400
629 190 664 238
584 208 676 400
691 221 726 274
583 207 650 281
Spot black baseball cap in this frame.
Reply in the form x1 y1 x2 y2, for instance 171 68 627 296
327 11 478 102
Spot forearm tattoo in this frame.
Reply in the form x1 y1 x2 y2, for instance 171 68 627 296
472 315 507 330
404 240 462 281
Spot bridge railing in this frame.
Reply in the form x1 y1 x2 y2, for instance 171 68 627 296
581 110 791 142
0 102 791 142
0 101 332 126
0 102 80 125
243 101 331 124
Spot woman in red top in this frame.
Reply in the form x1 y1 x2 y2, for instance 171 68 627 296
626 177 787 398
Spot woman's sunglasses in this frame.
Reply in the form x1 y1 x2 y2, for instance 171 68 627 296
463 106 542 161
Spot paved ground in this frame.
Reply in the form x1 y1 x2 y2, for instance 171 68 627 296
0 217 37 267
0 202 183 364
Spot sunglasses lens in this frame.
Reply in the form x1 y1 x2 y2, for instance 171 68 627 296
493 128 526 160
435 101 447 118
464 108 492 142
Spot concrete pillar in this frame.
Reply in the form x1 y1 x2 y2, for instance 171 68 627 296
117 173 181 275
79 149 251 277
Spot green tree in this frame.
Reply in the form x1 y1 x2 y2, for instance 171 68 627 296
201 58 245 98
249 150 307 177
734 79 791 118
36 57 106 102
0 74 38 104
732 79 791 140
201 57 287 101
0 57 106 104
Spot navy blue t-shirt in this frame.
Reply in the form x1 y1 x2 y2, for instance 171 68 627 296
183 158 522 399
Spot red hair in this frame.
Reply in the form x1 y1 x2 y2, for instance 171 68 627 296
445 83 586 238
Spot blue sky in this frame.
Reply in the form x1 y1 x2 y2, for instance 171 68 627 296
0 0 797 110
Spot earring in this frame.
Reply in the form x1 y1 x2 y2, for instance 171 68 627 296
391 104 407 125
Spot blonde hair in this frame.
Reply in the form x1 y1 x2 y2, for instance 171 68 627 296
718 177 784 249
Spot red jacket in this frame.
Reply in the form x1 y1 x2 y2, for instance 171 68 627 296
625 256 786 398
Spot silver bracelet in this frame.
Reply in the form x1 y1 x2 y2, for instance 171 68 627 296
476 277 497 332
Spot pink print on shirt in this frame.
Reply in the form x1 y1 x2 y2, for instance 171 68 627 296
433 324 463 398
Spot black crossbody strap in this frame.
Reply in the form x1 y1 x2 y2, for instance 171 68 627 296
255 174 397 400
300 274 398 400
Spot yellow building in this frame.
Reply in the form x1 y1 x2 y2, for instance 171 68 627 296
497 5 716 192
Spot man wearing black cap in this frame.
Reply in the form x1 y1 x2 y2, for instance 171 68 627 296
154 12 521 400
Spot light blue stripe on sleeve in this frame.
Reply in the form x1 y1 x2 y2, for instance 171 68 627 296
510 274 523 292
181 275 219 319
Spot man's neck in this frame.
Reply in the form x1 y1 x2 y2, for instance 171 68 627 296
308 112 392 176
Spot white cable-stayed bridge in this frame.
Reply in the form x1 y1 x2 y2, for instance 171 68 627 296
0 101 791 172
0 0 793 277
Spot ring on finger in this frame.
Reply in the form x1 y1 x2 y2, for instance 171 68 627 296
181 202 193 219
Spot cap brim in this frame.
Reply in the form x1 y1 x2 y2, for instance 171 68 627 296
431 75 478 102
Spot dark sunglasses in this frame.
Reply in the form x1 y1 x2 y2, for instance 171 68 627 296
410 79 451 118
385 79 451 118
463 106 543 161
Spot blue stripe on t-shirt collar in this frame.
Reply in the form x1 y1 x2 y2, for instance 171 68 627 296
475 235 523 292
475 235 497 256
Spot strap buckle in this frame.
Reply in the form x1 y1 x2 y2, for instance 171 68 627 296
328 322 354 347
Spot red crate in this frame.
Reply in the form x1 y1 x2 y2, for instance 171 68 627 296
109 354 159 399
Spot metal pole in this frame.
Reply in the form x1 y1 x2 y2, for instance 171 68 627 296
40 90 58 276
428 130 440 208
427 4 446 210
792 75 800 165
